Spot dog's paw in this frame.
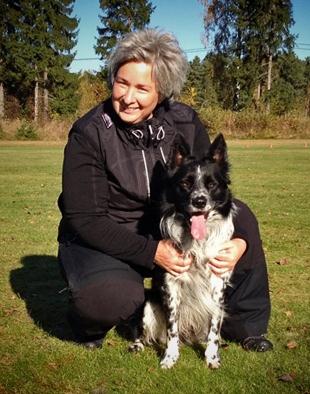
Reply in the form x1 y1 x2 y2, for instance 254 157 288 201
206 359 221 369
160 355 177 369
128 341 144 353
205 346 221 369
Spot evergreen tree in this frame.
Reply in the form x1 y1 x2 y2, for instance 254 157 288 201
182 55 218 109
2 0 79 118
182 56 205 109
304 57 310 117
269 53 305 115
201 55 218 107
202 0 295 112
95 0 155 62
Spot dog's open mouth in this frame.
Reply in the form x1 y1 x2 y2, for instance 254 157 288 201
190 212 208 240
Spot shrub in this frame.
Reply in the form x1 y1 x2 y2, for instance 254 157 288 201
197 107 310 139
0 123 5 139
15 122 39 140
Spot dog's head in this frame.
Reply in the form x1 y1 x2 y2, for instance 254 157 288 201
164 133 233 240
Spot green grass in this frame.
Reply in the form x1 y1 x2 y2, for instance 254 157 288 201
0 140 309 394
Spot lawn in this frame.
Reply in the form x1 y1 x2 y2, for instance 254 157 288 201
0 140 309 394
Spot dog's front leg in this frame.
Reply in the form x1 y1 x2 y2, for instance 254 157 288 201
160 278 180 369
205 275 225 369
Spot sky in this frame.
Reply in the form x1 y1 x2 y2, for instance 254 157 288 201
70 0 310 73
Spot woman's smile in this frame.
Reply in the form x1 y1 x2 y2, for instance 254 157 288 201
112 61 159 124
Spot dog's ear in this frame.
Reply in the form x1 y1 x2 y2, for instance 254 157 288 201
208 133 228 166
168 134 191 170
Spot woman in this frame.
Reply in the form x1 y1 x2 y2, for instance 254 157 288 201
58 29 273 352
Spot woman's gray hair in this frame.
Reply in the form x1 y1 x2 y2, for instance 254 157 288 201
107 29 188 99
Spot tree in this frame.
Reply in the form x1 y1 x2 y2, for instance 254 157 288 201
201 0 295 112
2 0 79 119
269 53 305 115
182 55 218 110
95 0 155 62
304 57 310 117
182 57 205 109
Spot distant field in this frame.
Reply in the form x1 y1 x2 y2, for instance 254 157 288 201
0 141 309 393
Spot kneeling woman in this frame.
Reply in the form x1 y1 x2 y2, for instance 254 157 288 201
58 29 273 352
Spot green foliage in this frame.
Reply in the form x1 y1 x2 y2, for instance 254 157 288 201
95 0 155 61
182 49 309 118
1 0 79 118
0 143 309 393
182 55 218 110
201 0 295 111
49 69 80 116
15 121 39 140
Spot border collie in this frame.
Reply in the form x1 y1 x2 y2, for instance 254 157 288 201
130 133 236 369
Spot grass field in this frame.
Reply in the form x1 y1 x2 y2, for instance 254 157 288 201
0 140 309 394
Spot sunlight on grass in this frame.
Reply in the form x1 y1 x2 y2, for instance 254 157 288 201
0 141 309 393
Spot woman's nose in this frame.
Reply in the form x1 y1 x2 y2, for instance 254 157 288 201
123 88 135 104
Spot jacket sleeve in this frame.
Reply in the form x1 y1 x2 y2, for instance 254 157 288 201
60 127 158 269
232 199 266 269
191 110 211 158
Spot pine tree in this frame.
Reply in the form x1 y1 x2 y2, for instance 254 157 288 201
201 0 295 112
182 57 205 110
2 0 79 119
95 0 155 61
267 53 303 114
182 56 218 109
304 58 310 117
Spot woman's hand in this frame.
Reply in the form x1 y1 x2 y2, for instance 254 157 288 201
208 238 247 276
154 240 192 276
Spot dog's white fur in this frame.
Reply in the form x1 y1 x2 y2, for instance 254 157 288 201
130 205 236 369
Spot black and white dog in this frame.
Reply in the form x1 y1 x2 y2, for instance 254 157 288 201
130 133 236 369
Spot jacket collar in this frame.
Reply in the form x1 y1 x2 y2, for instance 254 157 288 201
103 98 176 150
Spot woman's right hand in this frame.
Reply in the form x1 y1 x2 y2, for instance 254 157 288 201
154 240 192 276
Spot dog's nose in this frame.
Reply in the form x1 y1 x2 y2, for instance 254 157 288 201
192 196 207 209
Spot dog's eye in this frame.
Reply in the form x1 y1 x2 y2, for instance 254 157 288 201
179 180 191 189
207 181 216 189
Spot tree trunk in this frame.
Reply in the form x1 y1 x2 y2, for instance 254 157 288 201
266 54 272 114
34 65 39 122
43 69 48 122
257 82 261 102
34 80 39 122
306 85 310 117
0 82 4 119
256 59 264 107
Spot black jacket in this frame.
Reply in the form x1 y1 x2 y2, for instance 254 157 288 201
58 98 248 269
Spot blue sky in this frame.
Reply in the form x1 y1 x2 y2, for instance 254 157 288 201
70 0 310 73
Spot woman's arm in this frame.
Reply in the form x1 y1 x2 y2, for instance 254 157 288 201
60 128 158 269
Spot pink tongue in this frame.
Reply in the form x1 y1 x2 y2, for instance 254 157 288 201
190 215 206 240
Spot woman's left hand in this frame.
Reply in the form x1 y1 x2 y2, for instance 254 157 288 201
208 238 247 276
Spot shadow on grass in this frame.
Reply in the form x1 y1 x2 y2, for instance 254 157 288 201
9 255 74 341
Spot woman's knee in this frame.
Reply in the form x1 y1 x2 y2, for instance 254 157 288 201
71 277 145 327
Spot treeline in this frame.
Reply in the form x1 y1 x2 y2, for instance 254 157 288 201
182 54 309 117
0 0 309 140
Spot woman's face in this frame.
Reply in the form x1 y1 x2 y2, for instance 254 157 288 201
112 61 160 124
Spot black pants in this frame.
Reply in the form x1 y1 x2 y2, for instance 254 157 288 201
58 206 271 342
